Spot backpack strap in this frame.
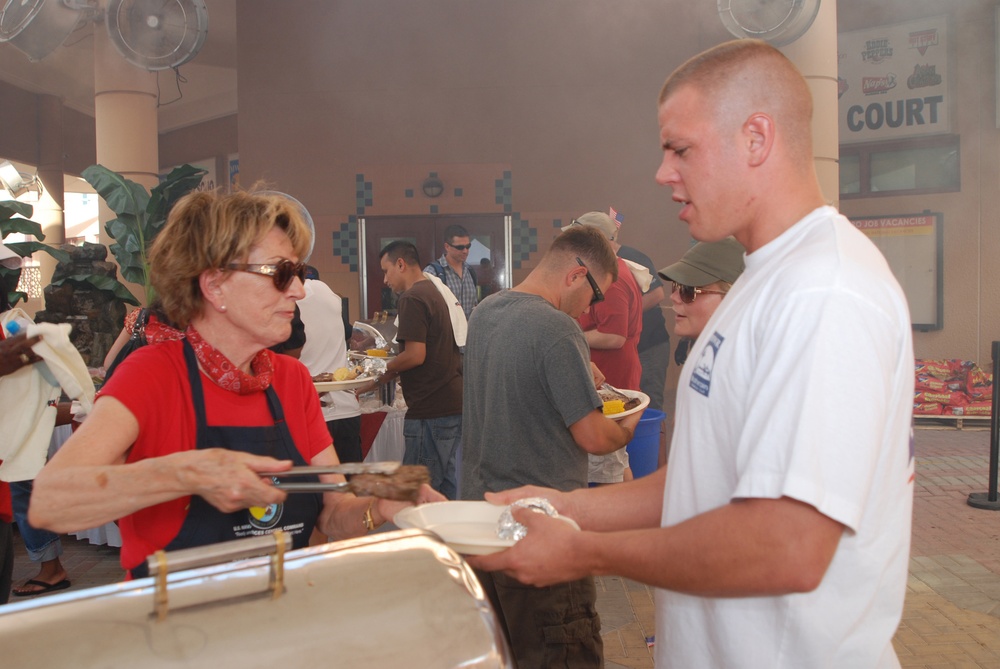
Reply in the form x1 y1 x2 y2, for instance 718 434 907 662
430 261 476 285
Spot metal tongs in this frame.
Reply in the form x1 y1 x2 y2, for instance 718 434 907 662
262 461 400 493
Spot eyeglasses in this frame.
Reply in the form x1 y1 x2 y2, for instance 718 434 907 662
671 281 728 304
575 257 605 306
447 243 472 251
227 260 307 291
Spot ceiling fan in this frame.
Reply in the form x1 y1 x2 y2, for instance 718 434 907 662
0 0 208 71
718 0 822 47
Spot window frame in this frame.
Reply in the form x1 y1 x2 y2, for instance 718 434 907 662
839 134 960 199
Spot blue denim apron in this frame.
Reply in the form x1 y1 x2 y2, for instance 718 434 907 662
130 340 321 578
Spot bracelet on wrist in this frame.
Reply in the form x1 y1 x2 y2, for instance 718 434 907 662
362 499 378 531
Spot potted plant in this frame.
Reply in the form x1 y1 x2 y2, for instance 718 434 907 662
0 200 71 306
82 163 207 304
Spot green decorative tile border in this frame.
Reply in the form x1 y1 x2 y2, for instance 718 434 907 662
333 217 359 272
511 213 537 269
495 170 512 213
355 174 372 216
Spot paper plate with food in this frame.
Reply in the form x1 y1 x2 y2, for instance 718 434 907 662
598 385 650 420
393 499 579 556
313 366 375 391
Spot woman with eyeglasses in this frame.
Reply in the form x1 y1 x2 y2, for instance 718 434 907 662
30 188 442 578
658 238 745 364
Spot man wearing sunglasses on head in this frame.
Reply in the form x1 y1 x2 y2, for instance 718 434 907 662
425 224 479 320
461 224 641 668
658 237 745 365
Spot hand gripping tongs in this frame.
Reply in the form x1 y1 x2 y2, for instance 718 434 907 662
260 461 430 501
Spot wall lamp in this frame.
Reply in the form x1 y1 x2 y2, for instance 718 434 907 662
0 161 43 202
422 176 444 198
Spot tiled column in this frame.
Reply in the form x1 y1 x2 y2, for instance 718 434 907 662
782 0 840 207
93 27 159 304
31 94 65 313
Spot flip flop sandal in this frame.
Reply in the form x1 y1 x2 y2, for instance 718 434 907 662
11 578 71 597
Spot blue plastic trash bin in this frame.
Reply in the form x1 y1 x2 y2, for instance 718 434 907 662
626 408 666 478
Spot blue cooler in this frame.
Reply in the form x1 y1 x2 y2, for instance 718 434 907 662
626 408 666 478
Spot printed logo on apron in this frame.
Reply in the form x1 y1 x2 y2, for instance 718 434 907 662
247 476 285 530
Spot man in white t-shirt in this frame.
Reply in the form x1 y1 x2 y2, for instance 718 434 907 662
298 267 362 464
470 39 914 669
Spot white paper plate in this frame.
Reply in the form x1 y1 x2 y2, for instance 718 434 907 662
314 377 375 392
394 501 579 556
604 389 650 421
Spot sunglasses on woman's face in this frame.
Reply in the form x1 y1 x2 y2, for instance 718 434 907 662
671 281 728 304
227 260 308 291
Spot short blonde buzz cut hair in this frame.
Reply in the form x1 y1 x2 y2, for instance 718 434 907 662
148 187 312 328
658 39 815 160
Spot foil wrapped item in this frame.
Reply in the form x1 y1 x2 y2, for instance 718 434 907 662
497 497 559 541
355 356 388 378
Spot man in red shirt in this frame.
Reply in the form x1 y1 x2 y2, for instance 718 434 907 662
568 212 643 483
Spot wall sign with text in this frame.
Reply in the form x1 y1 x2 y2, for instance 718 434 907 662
851 211 943 331
838 16 949 144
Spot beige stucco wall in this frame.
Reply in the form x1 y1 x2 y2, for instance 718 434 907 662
230 0 730 325
3 0 999 375
838 2 1000 366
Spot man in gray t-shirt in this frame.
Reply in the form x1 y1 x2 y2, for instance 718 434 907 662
461 225 642 669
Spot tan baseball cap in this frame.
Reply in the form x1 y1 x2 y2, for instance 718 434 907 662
658 237 745 286
561 211 617 241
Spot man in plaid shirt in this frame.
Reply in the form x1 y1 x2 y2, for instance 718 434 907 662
425 224 478 319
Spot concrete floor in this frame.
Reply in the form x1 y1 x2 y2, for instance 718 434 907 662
7 427 1000 667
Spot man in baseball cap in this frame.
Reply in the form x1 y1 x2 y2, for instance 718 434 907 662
562 211 619 240
564 212 643 485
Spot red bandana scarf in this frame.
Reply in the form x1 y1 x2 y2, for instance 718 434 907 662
185 326 274 394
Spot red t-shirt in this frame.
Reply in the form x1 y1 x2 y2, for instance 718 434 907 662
578 257 643 390
99 340 331 570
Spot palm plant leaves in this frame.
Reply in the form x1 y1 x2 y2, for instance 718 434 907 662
1 201 71 306
82 163 207 301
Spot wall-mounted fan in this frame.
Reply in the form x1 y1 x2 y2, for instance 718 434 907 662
0 0 208 71
0 0 88 62
106 0 208 71
718 0 822 47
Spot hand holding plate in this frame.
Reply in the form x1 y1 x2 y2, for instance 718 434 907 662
465 506 588 586
484 486 567 514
